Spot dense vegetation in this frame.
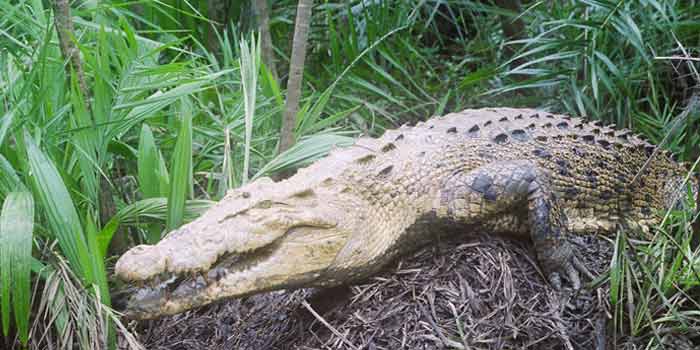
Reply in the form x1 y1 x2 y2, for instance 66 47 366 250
0 0 698 348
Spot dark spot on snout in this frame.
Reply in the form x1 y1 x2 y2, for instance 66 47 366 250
291 189 315 198
381 142 396 152
355 154 376 164
377 165 393 177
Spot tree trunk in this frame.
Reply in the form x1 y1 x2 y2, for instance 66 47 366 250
253 0 279 81
52 0 91 107
278 0 312 155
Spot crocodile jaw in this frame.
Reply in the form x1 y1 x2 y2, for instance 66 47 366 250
120 225 347 319
115 176 354 319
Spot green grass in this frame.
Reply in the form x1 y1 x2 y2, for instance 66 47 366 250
0 0 698 348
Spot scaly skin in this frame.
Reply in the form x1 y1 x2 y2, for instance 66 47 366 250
115 107 697 319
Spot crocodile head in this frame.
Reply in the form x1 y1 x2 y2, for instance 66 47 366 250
115 177 359 319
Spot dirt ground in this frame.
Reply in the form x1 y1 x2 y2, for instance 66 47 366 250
124 235 693 349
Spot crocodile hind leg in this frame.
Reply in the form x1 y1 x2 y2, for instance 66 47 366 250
436 160 586 289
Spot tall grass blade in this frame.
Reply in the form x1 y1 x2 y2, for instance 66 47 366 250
254 134 355 179
115 197 213 225
0 154 23 198
239 33 260 184
24 130 94 284
0 107 17 147
166 98 193 231
0 191 34 344
69 71 99 210
138 123 160 199
138 123 166 243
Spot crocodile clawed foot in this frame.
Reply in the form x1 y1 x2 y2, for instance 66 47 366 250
548 259 580 290
546 254 594 291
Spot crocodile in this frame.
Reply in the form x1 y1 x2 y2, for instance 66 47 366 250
115 107 698 320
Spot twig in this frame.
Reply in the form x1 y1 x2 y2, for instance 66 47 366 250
301 300 359 350
654 56 700 62
419 304 466 349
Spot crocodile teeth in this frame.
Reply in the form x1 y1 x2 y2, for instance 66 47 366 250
194 274 207 289
207 266 227 283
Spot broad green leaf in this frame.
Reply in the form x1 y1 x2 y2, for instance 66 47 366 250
24 131 94 284
298 89 333 135
84 214 110 307
166 99 193 230
0 154 24 198
96 216 120 258
0 191 34 344
138 124 160 198
610 231 625 305
461 66 498 88
435 90 450 117
254 134 355 179
260 63 283 108
157 149 170 197
112 198 213 226
303 105 362 135
112 70 230 111
138 123 167 243
69 71 99 209
0 107 17 147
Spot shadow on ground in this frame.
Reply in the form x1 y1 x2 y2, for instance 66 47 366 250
123 235 688 349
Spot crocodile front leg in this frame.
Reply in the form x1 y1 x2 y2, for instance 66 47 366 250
436 160 586 289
